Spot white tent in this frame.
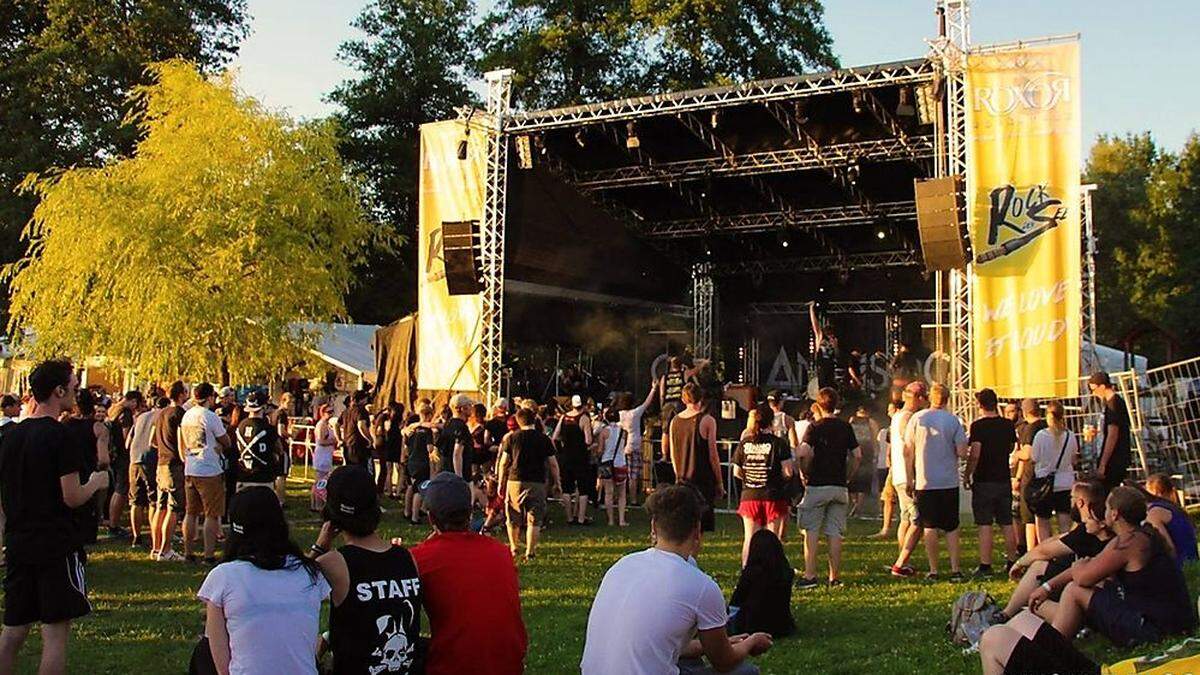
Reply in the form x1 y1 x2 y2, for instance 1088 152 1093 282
1084 343 1149 375
295 322 380 388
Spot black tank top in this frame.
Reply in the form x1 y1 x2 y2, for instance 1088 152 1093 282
330 544 423 674
558 413 588 465
663 369 685 403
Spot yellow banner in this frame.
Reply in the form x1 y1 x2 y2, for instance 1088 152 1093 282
967 41 1081 398
417 120 486 393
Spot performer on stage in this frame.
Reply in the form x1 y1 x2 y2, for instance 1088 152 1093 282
810 301 840 391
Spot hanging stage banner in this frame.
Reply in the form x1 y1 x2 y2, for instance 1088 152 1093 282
967 40 1081 398
417 120 486 393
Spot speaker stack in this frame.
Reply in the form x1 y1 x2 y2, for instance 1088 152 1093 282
441 220 482 295
913 175 968 272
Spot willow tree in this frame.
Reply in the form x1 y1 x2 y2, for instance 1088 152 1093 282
6 60 380 383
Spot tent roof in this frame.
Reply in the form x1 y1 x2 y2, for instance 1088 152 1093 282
296 322 380 379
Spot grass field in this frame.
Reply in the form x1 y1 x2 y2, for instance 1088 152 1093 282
4 476 1194 674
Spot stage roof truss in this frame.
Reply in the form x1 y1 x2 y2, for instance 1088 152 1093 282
858 89 931 177
505 59 936 133
761 100 871 213
643 200 918 239
601 120 718 219
749 299 937 315
710 250 921 277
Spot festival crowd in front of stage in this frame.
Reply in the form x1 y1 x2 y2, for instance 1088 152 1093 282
0 355 1196 674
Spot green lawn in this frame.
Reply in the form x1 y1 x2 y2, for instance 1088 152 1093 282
4 477 1195 673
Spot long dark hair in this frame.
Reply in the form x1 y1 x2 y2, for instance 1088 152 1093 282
745 529 790 580
224 487 320 582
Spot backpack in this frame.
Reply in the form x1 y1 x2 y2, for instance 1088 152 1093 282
948 591 1000 648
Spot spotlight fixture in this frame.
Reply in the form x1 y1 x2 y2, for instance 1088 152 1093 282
574 128 586 148
851 92 864 115
625 121 640 149
710 110 720 129
777 230 790 248
793 99 809 124
846 163 860 186
876 229 886 240
896 87 916 117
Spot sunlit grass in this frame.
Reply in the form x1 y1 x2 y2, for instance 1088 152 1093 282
3 477 1194 673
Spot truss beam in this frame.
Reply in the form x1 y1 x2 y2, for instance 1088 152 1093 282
644 200 917 239
709 250 920 277
479 69 513 407
602 122 716 217
506 59 936 133
749 299 937 315
858 89 930 176
763 100 872 213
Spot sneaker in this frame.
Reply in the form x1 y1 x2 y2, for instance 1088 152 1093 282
948 571 965 582
925 571 940 581
795 576 820 590
158 551 186 562
890 565 916 578
972 564 993 578
828 579 843 588
107 526 129 539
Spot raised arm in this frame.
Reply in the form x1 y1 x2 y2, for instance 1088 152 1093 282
809 301 823 345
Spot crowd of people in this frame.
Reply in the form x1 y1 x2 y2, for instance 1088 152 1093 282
0 356 1196 674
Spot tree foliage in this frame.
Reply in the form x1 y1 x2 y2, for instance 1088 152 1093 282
479 0 839 108
1085 132 1200 358
6 61 375 383
0 0 248 311
327 0 477 323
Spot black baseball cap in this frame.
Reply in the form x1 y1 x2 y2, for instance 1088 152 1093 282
244 390 268 412
323 466 379 524
420 471 472 520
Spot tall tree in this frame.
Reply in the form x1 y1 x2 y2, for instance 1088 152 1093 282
632 0 838 91
0 0 248 309
327 0 477 324
6 61 377 383
478 0 642 109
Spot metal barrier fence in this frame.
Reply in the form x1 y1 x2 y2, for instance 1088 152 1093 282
1138 357 1200 505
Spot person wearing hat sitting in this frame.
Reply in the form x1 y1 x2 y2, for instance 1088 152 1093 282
310 466 423 674
410 472 527 675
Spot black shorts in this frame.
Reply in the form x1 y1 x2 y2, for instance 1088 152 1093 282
915 488 960 532
1086 584 1162 647
3 550 91 626
560 462 597 500
972 481 1013 526
1004 622 1099 675
407 465 431 486
1032 489 1071 519
110 459 130 496
128 463 155 507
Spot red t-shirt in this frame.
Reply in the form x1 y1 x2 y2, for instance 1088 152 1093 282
411 531 527 674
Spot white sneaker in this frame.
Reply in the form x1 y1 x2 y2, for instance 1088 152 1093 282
158 551 186 562
149 551 160 561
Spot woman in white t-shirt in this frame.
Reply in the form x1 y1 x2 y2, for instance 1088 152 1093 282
198 487 329 675
312 404 336 511
597 408 629 527
1026 400 1078 542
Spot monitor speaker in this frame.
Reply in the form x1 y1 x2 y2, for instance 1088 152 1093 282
914 175 968 272
442 220 482 295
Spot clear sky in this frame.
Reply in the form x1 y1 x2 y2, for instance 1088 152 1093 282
232 0 1200 153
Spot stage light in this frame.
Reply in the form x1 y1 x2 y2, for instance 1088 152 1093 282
777 230 790 248
515 134 533 170
704 243 713 257
876 229 886 240
896 87 916 117
851 92 864 115
793 100 809 124
574 128 586 148
846 163 860 186
625 121 640 149
710 110 720 129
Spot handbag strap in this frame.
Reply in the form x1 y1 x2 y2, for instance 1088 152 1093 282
1051 430 1072 473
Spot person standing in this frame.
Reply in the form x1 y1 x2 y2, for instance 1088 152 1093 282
271 392 293 506
733 405 794 566
888 381 928 577
127 396 165 549
180 382 231 564
669 383 724 533
410 472 527 675
151 381 189 562
765 391 799 452
437 394 475 484
1021 401 1078 543
596 408 629 527
873 400 899 540
310 404 336 512
311 466 422 674
233 391 283 493
1015 399 1047 552
964 388 1019 577
340 390 372 470
497 408 560 560
618 385 656 507
795 388 860 588
403 403 437 524
581 485 772 675
809 302 839 390
0 360 109 674
658 356 689 464
906 383 968 580
552 395 594 526
1087 372 1132 491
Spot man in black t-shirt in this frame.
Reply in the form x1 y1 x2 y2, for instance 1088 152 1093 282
0 360 109 672
965 388 1019 577
498 408 561 560
795 388 860 588
1088 372 1132 491
1015 399 1047 554
234 391 282 490
438 394 476 482
151 381 188 562
340 390 372 468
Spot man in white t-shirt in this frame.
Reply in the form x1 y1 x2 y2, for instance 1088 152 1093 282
887 382 926 577
619 384 657 507
180 382 230 563
581 485 772 675
904 383 968 580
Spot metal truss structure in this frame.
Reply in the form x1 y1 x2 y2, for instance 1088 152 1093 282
505 59 936 133
1081 184 1100 369
643 200 917 239
708 250 921 277
693 264 716 360
478 70 513 407
748 299 937 315
573 135 936 190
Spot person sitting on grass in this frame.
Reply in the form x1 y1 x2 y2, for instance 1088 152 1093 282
581 484 773 675
410 472 527 675
1143 473 1198 567
197 487 328 674
311 466 423 674
979 610 1099 675
1027 486 1197 647
728 529 796 639
996 480 1110 622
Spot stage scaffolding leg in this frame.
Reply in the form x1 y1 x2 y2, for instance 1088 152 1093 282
480 69 513 407
693 263 715 361
1081 184 1100 375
